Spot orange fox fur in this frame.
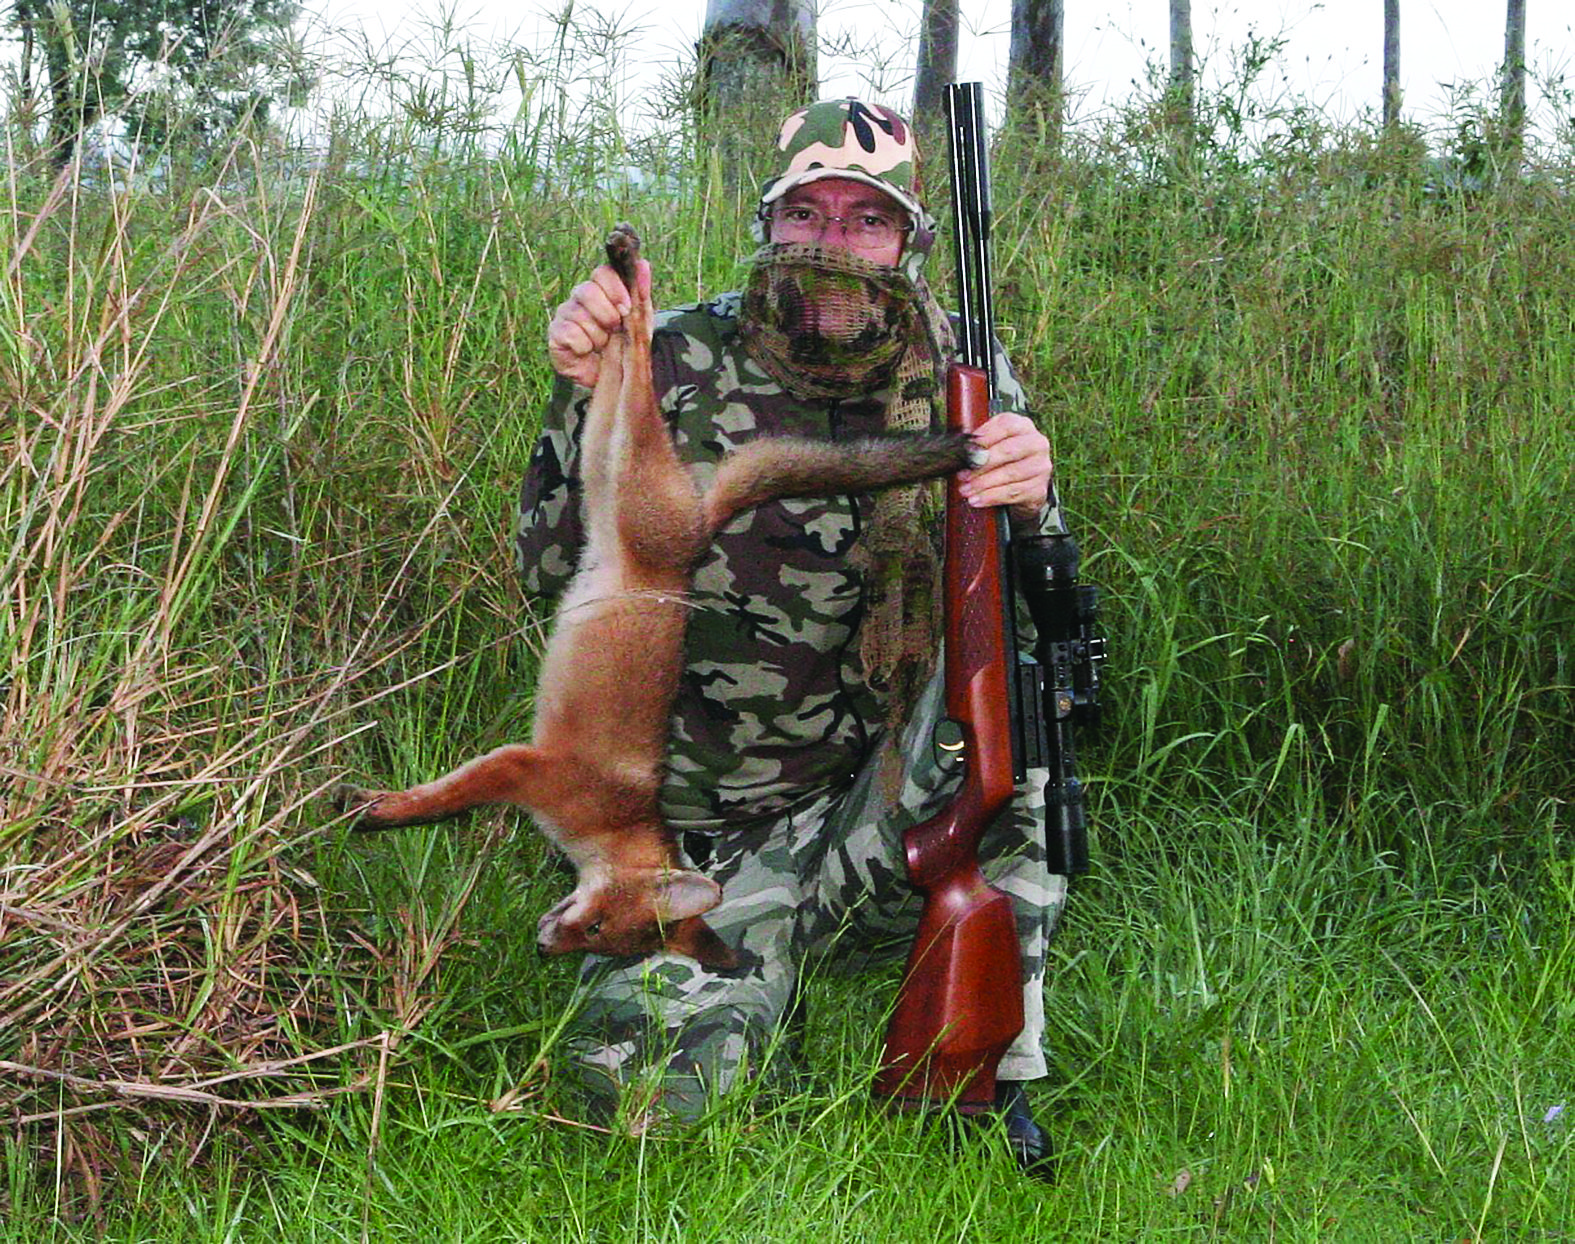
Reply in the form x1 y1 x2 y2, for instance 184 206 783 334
338 224 972 969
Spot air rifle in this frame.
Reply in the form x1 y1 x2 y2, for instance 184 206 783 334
874 82 1106 1113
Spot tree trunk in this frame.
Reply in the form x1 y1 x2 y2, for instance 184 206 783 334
698 0 817 186
19 6 34 103
913 0 958 161
41 8 84 166
1383 0 1401 132
1168 0 1194 152
1502 0 1527 171
14 0 82 165
1008 0 1064 144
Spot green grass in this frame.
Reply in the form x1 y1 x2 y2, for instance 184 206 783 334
8 818 1571 1238
3 30 1573 1240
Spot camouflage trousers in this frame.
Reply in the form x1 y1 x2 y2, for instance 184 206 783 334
565 668 1068 1123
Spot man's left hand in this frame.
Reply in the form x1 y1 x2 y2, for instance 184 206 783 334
957 411 1052 525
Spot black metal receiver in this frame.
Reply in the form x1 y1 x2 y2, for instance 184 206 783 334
1014 524 1106 874
945 81 1107 877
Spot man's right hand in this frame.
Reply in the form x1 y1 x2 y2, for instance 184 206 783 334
546 260 649 388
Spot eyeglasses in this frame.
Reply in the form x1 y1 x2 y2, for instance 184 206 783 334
767 203 910 250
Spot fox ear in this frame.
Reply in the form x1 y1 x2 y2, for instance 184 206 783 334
653 869 722 922
666 918 739 970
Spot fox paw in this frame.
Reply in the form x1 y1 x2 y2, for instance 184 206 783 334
605 222 640 287
330 783 386 825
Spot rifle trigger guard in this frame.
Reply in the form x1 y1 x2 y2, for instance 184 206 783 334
932 717 967 765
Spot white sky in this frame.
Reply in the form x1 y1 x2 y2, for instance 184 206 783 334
307 1 1573 138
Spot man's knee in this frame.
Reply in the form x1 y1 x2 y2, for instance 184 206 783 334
565 951 795 1124
568 1012 760 1125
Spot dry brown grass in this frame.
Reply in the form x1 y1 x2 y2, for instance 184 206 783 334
0 136 525 1217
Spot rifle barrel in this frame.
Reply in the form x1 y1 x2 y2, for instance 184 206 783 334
946 82 995 385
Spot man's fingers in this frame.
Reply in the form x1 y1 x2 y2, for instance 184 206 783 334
958 410 1051 514
586 264 634 318
568 282 624 334
964 467 1044 503
960 443 1050 487
962 476 1049 516
546 261 641 385
969 410 1038 445
964 436 1043 472
595 258 650 308
967 458 1040 487
546 319 606 388
551 317 607 360
551 266 632 345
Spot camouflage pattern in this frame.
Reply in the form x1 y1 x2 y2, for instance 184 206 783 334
739 242 931 397
515 291 1057 1123
564 667 1065 1124
759 98 923 220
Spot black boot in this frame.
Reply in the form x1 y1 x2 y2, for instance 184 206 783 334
993 1080 1056 1181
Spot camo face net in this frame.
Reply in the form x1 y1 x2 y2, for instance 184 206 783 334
739 243 926 402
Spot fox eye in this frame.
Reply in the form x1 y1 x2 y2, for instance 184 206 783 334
585 921 602 937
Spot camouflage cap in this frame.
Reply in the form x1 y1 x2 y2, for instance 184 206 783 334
753 99 939 258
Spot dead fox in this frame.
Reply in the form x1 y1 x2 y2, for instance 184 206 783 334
338 224 972 969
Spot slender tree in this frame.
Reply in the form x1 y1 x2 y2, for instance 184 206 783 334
1502 0 1527 169
913 0 958 155
11 0 92 163
1168 0 1194 149
698 0 816 183
1008 0 1064 143
699 1 816 122
1383 0 1401 132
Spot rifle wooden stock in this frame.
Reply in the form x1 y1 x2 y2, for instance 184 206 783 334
873 363 1026 1112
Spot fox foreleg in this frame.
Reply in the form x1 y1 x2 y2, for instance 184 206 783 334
334 744 548 830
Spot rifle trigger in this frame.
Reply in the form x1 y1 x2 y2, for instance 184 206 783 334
933 718 967 761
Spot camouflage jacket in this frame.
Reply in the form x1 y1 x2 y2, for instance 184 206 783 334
515 292 1039 829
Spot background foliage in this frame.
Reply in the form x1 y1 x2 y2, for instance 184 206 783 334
9 0 303 161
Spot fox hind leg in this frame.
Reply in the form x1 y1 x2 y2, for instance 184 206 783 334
600 228 709 570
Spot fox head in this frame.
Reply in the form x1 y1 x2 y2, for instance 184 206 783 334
536 867 737 969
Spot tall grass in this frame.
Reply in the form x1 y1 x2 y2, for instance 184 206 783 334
3 17 1573 1236
991 119 1575 860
